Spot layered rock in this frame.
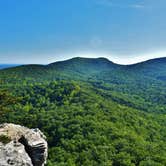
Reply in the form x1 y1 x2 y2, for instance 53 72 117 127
0 123 48 166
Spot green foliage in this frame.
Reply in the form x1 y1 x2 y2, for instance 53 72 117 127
0 81 165 165
0 90 18 116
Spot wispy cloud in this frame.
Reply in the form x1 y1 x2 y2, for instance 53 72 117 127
95 0 145 9
130 4 145 9
89 37 103 48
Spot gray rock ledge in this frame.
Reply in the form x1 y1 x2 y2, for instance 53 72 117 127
0 123 48 166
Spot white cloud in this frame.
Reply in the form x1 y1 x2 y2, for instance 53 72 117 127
89 37 103 48
95 0 145 9
130 4 145 9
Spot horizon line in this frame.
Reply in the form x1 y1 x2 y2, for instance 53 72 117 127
1 50 166 65
0 56 165 66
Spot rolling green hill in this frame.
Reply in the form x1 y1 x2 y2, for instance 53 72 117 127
1 57 165 113
1 57 165 81
0 57 166 165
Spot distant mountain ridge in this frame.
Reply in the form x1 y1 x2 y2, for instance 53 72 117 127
0 57 165 87
0 57 165 80
0 64 21 69
1 56 166 69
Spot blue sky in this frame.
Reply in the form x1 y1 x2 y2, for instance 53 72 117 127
0 0 166 64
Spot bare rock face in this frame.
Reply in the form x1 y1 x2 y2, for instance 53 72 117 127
0 123 48 166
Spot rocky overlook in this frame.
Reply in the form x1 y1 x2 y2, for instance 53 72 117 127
0 123 48 166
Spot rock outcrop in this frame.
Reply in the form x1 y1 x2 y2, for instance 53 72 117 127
0 123 48 166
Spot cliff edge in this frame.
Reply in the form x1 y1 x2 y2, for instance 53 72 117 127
0 123 48 166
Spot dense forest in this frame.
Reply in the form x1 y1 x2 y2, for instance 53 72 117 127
0 57 166 166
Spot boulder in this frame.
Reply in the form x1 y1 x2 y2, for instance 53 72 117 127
0 123 48 166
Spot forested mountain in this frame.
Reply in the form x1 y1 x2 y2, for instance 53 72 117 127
0 57 166 165
1 57 165 113
1 57 165 80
